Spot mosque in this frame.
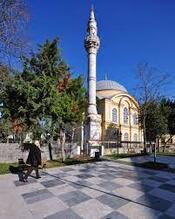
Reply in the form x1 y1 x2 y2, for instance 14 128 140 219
84 7 143 154
96 79 142 144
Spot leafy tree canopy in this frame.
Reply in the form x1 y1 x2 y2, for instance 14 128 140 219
1 38 86 142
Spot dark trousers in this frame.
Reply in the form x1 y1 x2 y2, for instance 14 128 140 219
18 166 25 181
25 166 40 179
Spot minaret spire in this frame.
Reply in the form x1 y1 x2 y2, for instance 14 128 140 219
105 73 108 80
84 7 102 146
84 7 100 114
90 5 95 20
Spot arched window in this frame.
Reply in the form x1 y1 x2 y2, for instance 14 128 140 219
124 132 128 141
133 113 138 125
112 108 117 123
123 107 128 124
133 133 137 142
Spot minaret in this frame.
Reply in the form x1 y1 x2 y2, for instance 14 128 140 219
85 6 100 115
84 6 101 150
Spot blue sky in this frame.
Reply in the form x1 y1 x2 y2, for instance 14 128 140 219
28 0 175 98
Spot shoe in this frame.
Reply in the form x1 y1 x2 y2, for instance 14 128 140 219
36 176 41 179
19 178 28 182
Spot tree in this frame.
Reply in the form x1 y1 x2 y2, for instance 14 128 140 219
0 0 29 62
135 63 170 152
1 38 86 161
143 100 168 143
160 98 175 151
1 71 39 142
105 123 120 141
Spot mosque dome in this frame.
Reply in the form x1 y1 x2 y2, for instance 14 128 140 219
96 80 128 93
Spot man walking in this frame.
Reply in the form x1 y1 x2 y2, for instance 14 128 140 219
24 140 42 181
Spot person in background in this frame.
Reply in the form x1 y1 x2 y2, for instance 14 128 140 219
24 140 42 181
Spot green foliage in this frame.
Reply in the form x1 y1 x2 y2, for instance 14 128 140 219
1 38 86 141
140 100 168 142
106 153 145 160
105 123 120 141
161 98 175 135
0 163 17 175
0 118 11 142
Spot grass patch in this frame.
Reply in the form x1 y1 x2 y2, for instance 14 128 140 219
105 153 146 160
45 156 98 168
0 163 17 175
141 161 168 170
0 156 100 175
153 152 175 157
43 160 65 168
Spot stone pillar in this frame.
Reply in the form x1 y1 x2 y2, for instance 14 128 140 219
88 52 97 115
84 7 101 153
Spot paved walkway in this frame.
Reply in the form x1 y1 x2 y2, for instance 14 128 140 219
0 161 175 219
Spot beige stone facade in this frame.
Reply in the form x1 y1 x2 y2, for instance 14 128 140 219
96 80 143 143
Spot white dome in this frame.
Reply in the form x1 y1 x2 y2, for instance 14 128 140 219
96 80 127 92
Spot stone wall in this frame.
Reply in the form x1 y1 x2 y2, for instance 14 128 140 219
0 143 28 163
0 143 81 163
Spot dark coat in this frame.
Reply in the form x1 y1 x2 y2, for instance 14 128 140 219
26 143 41 167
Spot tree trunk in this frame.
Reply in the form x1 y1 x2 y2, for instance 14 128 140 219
70 128 75 157
48 142 53 160
80 123 84 154
154 143 157 163
143 114 147 154
60 128 66 162
157 137 160 153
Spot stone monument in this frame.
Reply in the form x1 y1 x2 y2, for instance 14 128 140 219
84 6 102 154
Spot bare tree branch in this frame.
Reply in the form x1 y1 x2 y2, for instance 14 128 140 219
0 0 30 62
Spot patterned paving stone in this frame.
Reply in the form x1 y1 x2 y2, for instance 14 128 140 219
76 180 93 187
76 174 94 179
102 211 129 219
14 178 37 186
142 170 157 175
85 176 105 184
120 174 141 181
98 174 118 180
61 167 75 172
97 193 129 209
73 199 112 219
3 160 175 219
22 189 53 204
113 187 144 201
112 177 136 186
128 182 154 193
48 184 76 196
118 202 162 219
28 197 68 219
136 194 172 211
98 181 122 191
63 175 80 183
43 209 82 219
41 179 65 188
58 190 91 207
166 204 175 218
159 214 175 219
159 183 175 193
148 176 169 183
149 188 175 202
69 182 84 189
167 180 175 186
80 187 103 198
53 172 68 178
141 178 163 187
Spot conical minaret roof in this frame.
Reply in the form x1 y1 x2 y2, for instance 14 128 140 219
84 6 100 52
